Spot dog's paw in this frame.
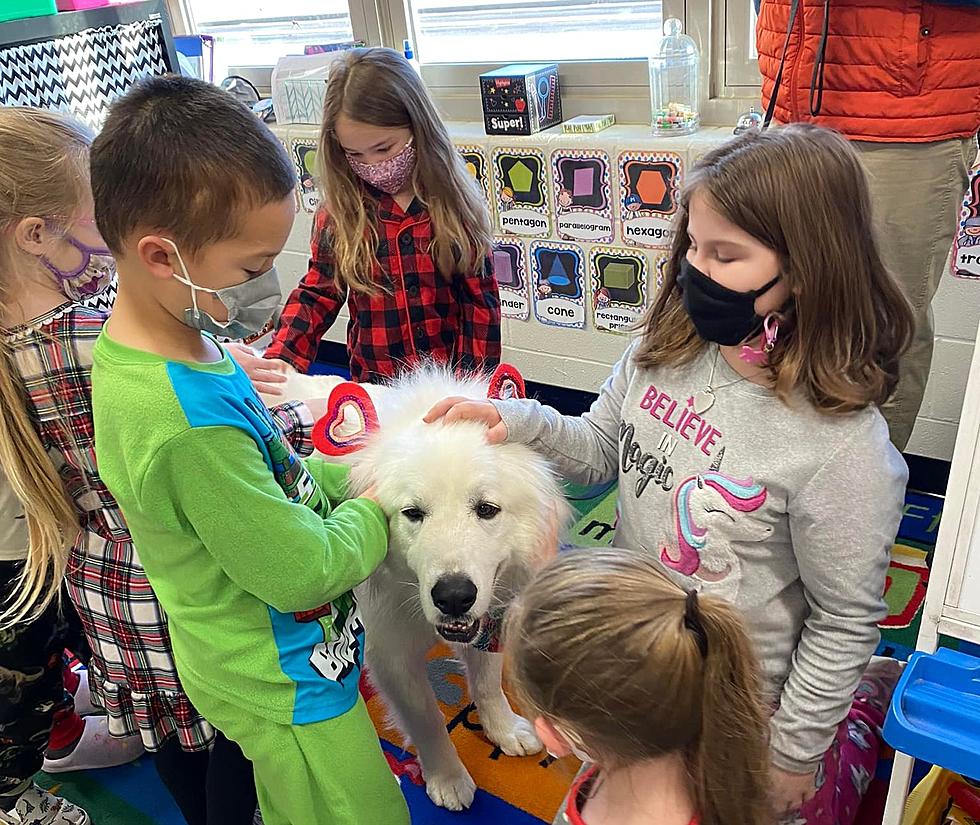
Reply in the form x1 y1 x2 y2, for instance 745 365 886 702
483 712 543 757
424 769 477 811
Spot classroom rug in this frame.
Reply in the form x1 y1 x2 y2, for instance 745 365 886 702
37 484 944 825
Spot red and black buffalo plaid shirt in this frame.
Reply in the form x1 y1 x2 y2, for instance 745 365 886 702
266 192 501 382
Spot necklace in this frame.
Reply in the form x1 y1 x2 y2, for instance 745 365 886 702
690 348 754 415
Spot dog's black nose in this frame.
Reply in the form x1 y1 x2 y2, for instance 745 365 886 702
431 575 477 617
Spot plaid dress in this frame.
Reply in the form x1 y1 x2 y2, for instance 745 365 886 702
266 194 501 381
2 282 313 752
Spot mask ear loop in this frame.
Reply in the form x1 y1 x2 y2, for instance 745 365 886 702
162 237 209 318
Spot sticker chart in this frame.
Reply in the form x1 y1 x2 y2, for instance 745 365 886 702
551 149 614 243
457 144 492 205
291 139 321 213
491 238 531 320
619 151 683 249
589 247 649 333
530 241 586 328
492 148 550 237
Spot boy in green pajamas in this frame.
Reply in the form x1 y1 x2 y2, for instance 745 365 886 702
89 75 410 825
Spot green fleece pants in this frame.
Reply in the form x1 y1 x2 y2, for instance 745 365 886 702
196 693 409 825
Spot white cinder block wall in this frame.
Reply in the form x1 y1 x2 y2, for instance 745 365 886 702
271 123 978 462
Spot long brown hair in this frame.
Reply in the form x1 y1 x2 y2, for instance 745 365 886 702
635 123 914 414
0 107 92 627
318 47 492 293
506 547 770 825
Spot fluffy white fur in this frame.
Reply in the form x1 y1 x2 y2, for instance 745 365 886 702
267 365 569 810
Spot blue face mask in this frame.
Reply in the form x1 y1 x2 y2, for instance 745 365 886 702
163 239 281 340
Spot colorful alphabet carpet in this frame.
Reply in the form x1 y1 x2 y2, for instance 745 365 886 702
38 484 945 825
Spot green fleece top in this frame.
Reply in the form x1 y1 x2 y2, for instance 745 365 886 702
91 330 388 725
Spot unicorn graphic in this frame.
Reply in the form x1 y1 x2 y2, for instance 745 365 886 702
660 471 770 599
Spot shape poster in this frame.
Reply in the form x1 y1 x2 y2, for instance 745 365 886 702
589 246 649 333
551 148 613 243
291 139 320 213
492 147 550 237
491 237 530 320
618 151 683 249
457 144 492 204
953 159 980 280
530 241 586 329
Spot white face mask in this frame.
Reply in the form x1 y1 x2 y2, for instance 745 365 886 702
163 238 281 340
554 724 596 764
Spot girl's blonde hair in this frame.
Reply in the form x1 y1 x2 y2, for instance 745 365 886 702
0 107 92 627
506 547 770 825
318 47 492 293
636 123 915 414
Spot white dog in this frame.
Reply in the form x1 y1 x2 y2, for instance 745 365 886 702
268 364 569 810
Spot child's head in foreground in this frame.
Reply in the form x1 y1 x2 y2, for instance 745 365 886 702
638 123 914 415
90 74 296 338
505 547 770 825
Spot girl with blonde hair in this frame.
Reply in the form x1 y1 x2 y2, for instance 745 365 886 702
506 546 770 825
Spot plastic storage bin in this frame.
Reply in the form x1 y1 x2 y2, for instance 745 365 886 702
883 647 980 780
648 18 700 136
0 0 57 23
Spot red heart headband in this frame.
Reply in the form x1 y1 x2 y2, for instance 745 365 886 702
312 382 380 456
487 363 526 401
311 365 525 456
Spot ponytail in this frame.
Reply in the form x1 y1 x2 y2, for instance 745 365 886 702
688 592 770 825
0 344 78 627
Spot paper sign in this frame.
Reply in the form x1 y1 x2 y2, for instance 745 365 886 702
457 144 491 205
492 148 550 237
291 139 320 213
953 160 980 280
491 237 530 320
589 247 649 333
530 241 586 329
619 151 683 249
551 148 614 243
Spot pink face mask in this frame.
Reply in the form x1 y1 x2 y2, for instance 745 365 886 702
346 138 416 195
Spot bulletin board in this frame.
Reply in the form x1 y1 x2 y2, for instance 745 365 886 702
0 1 179 130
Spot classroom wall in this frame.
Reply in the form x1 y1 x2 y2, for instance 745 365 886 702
270 123 979 462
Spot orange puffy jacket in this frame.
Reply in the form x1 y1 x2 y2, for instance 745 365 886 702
757 0 980 142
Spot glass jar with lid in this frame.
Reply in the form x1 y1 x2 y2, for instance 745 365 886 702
648 18 700 136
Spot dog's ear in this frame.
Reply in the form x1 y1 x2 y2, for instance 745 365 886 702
487 364 526 401
312 382 380 456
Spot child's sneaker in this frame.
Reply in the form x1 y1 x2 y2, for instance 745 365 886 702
0 784 90 824
69 669 97 717
42 716 143 773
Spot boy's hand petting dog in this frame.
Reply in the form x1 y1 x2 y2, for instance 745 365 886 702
424 397 508 444
224 343 289 397
769 765 817 819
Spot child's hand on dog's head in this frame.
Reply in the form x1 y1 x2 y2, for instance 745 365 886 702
423 398 508 444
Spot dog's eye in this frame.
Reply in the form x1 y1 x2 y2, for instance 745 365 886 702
401 507 426 523
475 502 500 520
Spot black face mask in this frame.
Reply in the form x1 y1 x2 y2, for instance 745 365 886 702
677 258 781 346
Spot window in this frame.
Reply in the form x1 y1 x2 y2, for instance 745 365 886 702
166 0 759 124
408 0 664 64
179 0 355 79
721 0 759 88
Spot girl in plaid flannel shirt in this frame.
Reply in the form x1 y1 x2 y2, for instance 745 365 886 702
0 109 308 825
265 47 501 385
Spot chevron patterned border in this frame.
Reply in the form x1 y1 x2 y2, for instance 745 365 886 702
0 19 169 130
